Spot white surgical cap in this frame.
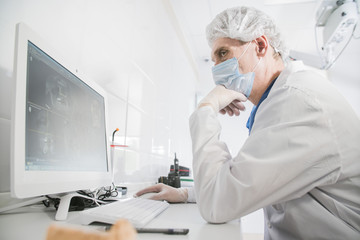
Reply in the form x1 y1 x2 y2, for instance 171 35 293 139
206 6 288 59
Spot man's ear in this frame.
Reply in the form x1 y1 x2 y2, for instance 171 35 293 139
255 36 268 57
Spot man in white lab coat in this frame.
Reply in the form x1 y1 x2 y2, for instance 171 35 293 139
136 6 360 239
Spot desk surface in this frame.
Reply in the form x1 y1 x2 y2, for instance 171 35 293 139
0 202 262 240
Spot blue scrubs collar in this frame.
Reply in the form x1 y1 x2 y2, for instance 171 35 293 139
246 78 277 134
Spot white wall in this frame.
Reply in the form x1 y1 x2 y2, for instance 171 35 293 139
0 0 197 192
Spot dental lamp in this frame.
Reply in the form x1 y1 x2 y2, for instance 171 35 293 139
315 0 359 69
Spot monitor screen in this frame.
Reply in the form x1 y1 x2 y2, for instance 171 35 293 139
26 41 108 172
11 23 111 198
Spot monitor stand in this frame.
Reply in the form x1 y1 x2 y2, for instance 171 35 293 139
0 192 101 220
0 194 47 213
55 192 100 221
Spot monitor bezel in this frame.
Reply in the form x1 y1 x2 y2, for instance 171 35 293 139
11 22 112 199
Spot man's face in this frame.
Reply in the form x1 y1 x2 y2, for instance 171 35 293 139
211 37 258 75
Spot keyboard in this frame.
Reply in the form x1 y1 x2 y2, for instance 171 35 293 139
79 197 169 227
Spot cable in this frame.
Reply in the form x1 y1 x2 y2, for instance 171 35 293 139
112 128 119 142
44 195 61 210
96 183 118 201
43 189 112 212
77 190 99 208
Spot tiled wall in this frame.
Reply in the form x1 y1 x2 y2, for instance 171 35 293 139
0 0 197 192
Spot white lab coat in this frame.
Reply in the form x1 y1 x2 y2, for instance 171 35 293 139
189 61 360 239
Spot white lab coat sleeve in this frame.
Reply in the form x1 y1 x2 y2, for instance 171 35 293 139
184 187 196 203
189 82 342 224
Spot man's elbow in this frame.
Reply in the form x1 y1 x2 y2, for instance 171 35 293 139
196 195 249 224
198 204 232 224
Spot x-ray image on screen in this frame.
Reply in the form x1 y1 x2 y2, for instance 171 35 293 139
25 41 108 172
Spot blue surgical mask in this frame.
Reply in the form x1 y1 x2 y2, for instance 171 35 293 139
212 41 262 97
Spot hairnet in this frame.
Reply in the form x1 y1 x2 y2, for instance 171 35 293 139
206 6 288 59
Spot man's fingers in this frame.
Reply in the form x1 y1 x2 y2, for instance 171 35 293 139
223 106 233 116
220 101 245 116
232 100 246 111
149 193 163 201
135 184 162 196
229 103 241 116
201 85 247 114
231 91 247 102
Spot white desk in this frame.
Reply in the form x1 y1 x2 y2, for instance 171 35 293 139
0 202 263 240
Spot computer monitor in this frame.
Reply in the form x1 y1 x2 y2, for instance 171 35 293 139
11 23 112 205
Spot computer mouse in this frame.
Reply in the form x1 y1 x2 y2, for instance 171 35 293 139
137 192 158 199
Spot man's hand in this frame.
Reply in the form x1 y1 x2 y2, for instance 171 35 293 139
134 183 188 203
198 85 247 116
